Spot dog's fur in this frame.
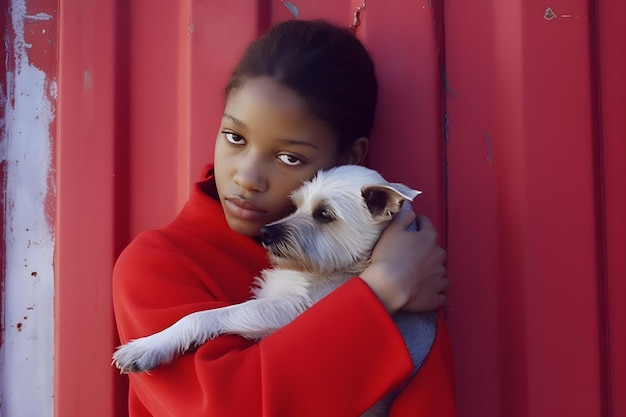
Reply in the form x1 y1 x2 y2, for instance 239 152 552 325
112 165 420 415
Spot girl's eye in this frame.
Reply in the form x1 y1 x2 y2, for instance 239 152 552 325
277 154 303 166
223 131 245 145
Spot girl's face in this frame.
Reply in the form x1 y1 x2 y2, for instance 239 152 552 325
214 77 364 237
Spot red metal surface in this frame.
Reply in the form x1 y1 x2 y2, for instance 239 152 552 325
596 1 626 415
362 0 446 231
56 1 120 416
47 0 625 416
443 0 624 416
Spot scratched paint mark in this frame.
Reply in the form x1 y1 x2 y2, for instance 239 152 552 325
281 1 299 19
544 7 557 21
442 66 457 97
484 131 494 164
24 12 52 21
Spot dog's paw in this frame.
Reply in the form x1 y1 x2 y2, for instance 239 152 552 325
112 337 174 374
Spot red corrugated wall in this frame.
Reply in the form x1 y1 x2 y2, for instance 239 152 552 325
49 0 625 416
443 0 625 416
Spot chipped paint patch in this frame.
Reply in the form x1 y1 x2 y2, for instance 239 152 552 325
544 7 557 21
0 1 55 416
281 1 299 19
543 7 586 21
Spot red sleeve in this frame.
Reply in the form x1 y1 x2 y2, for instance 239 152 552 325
113 234 421 417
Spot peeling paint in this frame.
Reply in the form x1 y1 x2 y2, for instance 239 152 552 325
543 7 586 22
281 1 299 19
25 12 52 21
350 1 367 34
544 7 557 21
0 1 55 416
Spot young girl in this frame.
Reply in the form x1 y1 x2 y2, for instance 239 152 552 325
113 19 456 417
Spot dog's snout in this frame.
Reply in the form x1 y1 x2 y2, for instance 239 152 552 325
260 224 282 246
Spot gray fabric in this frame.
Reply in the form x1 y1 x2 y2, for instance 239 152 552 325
398 219 438 373
393 310 437 377
371 311 437 416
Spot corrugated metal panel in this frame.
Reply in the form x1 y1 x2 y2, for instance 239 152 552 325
55 0 120 416
443 1 625 416
596 1 626 415
1 0 620 416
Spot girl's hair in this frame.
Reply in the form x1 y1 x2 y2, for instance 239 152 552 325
226 19 378 153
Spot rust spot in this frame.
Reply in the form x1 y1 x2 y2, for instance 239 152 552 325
16 322 23 332
31 271 38 277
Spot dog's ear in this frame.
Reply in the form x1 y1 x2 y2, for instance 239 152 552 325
361 183 422 222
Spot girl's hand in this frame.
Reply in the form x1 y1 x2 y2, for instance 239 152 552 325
359 212 449 315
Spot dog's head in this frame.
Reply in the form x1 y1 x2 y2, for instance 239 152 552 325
260 165 421 276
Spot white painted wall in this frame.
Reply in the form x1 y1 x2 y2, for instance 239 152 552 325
0 1 55 416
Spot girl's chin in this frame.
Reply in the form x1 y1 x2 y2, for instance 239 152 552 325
225 217 263 238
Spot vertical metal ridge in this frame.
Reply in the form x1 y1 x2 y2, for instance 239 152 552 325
588 0 612 415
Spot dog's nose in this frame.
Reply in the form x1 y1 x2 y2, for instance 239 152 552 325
260 225 281 246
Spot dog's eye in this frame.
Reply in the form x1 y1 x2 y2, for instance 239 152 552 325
313 208 334 223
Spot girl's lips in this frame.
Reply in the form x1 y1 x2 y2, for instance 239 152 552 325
224 197 267 221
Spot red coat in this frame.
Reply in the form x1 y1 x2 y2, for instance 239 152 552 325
113 165 457 417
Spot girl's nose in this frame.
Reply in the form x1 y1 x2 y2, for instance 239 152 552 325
233 158 268 193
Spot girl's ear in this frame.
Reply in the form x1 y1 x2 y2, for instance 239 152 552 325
339 137 369 165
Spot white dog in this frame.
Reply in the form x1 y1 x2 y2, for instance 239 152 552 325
113 165 422 415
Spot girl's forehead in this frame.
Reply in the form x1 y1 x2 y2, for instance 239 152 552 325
225 77 308 115
224 77 338 149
